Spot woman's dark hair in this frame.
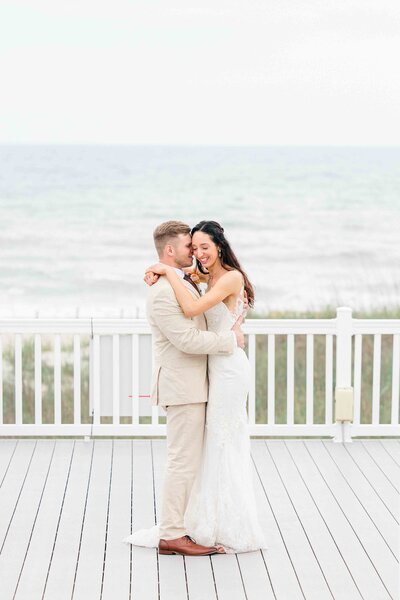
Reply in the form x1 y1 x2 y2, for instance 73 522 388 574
191 220 255 307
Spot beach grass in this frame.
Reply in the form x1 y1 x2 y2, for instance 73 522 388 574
1 306 399 427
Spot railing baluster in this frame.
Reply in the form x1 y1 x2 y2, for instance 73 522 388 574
112 334 120 424
334 307 353 443
93 334 100 425
325 334 333 425
73 334 81 424
353 334 362 425
0 336 3 424
34 334 42 424
248 334 256 425
391 334 399 425
267 334 275 425
15 334 22 425
131 334 139 425
372 334 381 424
287 334 294 425
152 406 159 426
54 334 61 424
306 334 314 425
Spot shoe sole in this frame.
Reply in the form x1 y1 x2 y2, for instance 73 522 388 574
158 549 220 556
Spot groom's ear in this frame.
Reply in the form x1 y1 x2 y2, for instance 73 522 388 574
165 244 174 257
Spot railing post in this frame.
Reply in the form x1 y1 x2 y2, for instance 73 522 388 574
334 306 354 443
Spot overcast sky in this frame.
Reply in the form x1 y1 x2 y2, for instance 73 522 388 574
0 0 399 145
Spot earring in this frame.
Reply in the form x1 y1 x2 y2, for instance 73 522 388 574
218 249 222 257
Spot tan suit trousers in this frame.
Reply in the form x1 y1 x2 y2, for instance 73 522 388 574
159 402 206 540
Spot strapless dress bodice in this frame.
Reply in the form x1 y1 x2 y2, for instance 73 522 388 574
205 292 245 333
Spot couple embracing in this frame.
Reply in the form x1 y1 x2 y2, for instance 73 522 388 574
124 220 267 555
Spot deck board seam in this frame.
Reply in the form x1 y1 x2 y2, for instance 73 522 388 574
251 445 306 599
321 440 399 553
378 440 400 467
150 440 161 600
12 441 56 599
0 440 37 555
268 440 336 599
284 440 365 598
361 441 400 491
259 548 276 600
129 440 133 600
235 554 249 600
250 444 292 598
342 442 398 522
42 440 76 599
182 556 190 600
209 555 219 600
100 440 114 600
70 440 95 599
302 441 394 598
0 440 18 491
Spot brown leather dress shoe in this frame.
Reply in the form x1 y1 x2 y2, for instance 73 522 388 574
158 535 223 556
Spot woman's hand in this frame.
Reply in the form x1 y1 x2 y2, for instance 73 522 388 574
143 271 159 286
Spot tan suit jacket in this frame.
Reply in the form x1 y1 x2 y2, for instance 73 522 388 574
146 275 235 407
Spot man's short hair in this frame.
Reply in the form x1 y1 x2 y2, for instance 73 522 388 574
153 220 191 257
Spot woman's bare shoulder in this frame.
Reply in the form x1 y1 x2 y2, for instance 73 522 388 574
220 269 243 284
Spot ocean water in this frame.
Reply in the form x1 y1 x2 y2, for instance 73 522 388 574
1 145 399 317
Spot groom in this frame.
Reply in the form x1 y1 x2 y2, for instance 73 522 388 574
146 220 244 556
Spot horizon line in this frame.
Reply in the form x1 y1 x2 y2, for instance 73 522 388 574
0 142 399 148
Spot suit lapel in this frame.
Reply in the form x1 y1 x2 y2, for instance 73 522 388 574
182 278 201 298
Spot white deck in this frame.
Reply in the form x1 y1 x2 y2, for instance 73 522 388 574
0 438 399 600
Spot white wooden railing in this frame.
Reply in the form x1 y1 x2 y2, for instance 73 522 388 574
0 307 399 442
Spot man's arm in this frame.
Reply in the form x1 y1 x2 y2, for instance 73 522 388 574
150 289 242 355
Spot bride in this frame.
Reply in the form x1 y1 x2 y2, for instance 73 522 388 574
125 220 267 553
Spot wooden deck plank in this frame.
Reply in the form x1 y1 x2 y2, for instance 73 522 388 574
0 440 17 487
360 440 400 490
380 439 400 467
251 440 304 600
211 554 247 600
13 440 74 600
43 440 94 599
73 440 113 600
270 440 363 600
0 440 36 550
286 440 392 600
130 440 159 600
252 441 333 600
101 440 132 600
0 441 55 599
184 556 217 600
236 550 273 600
306 440 399 598
0 438 397 600
323 440 398 553
152 439 188 600
235 448 275 600
344 441 399 520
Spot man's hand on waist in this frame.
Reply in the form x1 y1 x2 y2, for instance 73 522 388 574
231 315 245 349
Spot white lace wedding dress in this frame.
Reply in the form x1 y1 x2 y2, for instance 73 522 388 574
124 291 267 553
